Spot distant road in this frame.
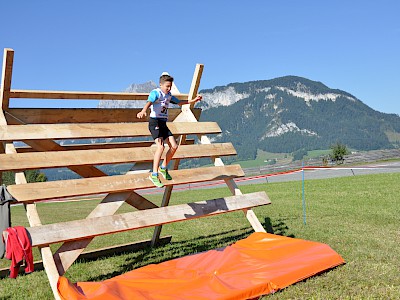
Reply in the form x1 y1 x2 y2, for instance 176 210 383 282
138 161 400 195
45 161 400 202
245 161 400 184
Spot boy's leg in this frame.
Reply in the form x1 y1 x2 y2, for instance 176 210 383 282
159 136 177 180
149 138 164 187
162 136 178 168
153 138 164 173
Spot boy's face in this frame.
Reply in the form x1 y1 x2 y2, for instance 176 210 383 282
160 81 172 94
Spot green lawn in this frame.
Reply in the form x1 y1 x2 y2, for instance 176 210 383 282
0 172 399 299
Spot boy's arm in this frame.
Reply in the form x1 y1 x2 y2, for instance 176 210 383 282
137 101 152 119
137 90 158 118
177 95 203 106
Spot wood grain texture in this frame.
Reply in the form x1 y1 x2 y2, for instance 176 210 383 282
8 165 245 202
27 192 270 247
5 108 202 124
0 49 14 110
0 143 236 171
0 122 221 141
9 89 189 100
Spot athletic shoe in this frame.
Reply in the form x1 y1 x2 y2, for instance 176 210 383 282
149 173 164 188
159 167 172 180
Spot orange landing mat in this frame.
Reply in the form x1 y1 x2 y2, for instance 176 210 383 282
57 232 345 300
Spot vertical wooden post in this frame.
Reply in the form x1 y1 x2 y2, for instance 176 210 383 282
151 64 204 246
188 64 203 102
151 135 187 246
0 142 4 184
180 64 204 118
0 48 13 183
1 48 14 112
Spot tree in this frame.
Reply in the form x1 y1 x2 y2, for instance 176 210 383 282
25 170 47 183
1 170 47 186
330 142 349 164
1 171 15 186
292 149 308 161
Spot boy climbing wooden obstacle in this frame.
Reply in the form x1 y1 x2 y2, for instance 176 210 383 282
137 74 202 187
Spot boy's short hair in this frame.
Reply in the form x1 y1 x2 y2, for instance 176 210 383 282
160 74 174 84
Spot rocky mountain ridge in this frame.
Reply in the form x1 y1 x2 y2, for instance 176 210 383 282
98 76 400 160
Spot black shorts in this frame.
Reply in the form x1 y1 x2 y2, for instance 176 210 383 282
149 118 173 140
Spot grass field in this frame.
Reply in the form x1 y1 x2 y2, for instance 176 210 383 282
0 172 399 299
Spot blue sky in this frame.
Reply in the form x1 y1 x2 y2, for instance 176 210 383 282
1 0 399 115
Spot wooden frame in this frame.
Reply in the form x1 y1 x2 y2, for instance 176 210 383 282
0 48 270 299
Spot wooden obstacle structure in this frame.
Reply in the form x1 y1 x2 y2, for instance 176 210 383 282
0 48 270 299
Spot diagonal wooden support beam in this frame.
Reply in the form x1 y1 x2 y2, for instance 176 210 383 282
53 190 157 274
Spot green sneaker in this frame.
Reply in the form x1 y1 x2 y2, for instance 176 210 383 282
159 167 172 180
149 173 164 188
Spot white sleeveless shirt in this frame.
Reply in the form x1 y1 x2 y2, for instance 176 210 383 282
148 88 180 120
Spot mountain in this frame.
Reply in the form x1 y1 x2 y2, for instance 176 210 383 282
98 76 400 160
199 76 400 160
98 81 157 108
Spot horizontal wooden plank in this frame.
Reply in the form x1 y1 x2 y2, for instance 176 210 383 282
27 191 270 247
15 139 195 153
0 143 236 171
17 140 107 178
7 165 245 202
15 141 154 153
5 108 202 124
15 139 196 153
0 122 221 141
9 89 189 101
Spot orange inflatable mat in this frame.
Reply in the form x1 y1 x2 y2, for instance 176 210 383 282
57 232 345 300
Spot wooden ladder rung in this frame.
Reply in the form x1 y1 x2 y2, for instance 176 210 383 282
5 108 202 125
27 191 270 247
14 139 195 153
7 165 245 202
0 143 236 171
0 122 221 141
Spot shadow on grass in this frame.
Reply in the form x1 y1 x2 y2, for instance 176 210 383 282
86 216 294 282
264 217 295 238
